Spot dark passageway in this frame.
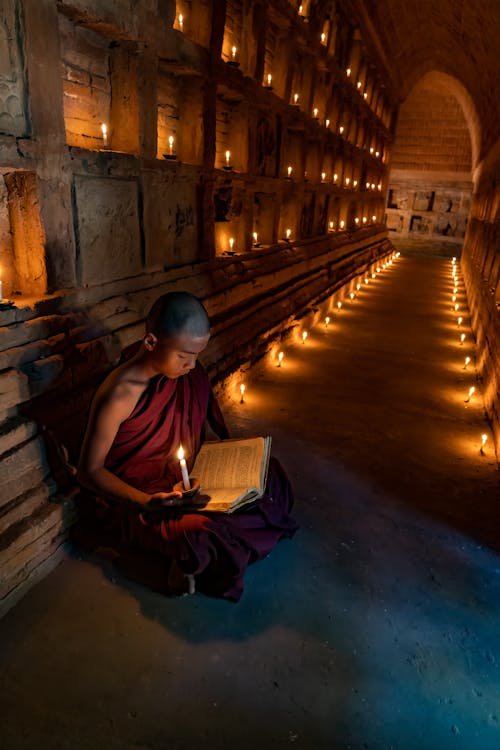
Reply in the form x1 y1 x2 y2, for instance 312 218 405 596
1 252 498 750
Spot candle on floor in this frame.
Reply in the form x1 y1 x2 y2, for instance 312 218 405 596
177 446 191 491
240 383 245 403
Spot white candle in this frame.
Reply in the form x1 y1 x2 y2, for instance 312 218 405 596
177 445 191 491
178 13 183 30
253 231 258 243
101 123 108 147
326 119 330 127
278 351 284 367
229 237 234 250
286 228 291 239
287 165 293 177
313 107 319 118
168 135 174 154
267 73 272 86
225 149 231 166
464 356 470 369
240 383 245 403
325 316 330 328
302 331 307 343
231 45 237 60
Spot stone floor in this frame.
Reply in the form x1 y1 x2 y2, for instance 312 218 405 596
1 254 499 750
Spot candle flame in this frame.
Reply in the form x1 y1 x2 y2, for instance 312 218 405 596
302 331 308 343
225 149 231 164
177 445 185 460
481 434 488 446
278 351 284 363
231 45 237 59
240 383 245 394
229 237 234 249
101 123 107 136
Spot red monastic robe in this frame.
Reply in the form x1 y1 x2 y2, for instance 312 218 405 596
83 356 298 602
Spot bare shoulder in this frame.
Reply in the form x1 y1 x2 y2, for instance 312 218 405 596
92 362 150 422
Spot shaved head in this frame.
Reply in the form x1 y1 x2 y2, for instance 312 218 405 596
146 292 210 340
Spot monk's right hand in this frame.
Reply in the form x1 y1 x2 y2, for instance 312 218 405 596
147 490 184 508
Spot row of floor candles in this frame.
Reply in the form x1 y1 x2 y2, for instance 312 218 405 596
237 252 492 458
451 257 490 455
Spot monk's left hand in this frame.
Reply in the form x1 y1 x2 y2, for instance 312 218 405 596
147 490 184 508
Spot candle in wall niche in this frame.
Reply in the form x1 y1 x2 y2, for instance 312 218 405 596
302 331 308 344
377 183 382 190
364 277 369 284
339 219 345 229
325 118 330 128
229 237 235 251
357 81 362 89
354 217 359 224
345 177 350 186
293 92 299 105
480 434 488 454
178 13 184 30
460 333 466 345
363 92 368 99
329 220 334 231
321 32 326 43
101 122 108 147
375 151 380 157
346 67 351 77
371 183 376 190
286 228 291 239
464 356 470 369
350 292 355 300
353 179 358 187
169 135 174 154
372 215 377 222
278 351 284 367
240 383 245 403
458 316 463 326
333 173 338 182
267 73 272 87
356 283 361 291
313 107 319 118
177 446 191 491
231 45 237 60
339 125 344 134
465 386 475 403
253 231 258 244
287 165 293 177
321 171 326 182
225 149 231 167
370 147 374 154
325 316 330 328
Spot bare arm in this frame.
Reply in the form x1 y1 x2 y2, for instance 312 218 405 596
77 380 181 507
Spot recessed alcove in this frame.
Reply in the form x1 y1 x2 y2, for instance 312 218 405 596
283 131 305 180
157 67 179 159
253 193 276 245
174 1 212 47
1 172 47 297
215 88 248 172
268 32 291 101
59 14 111 150
290 53 313 113
278 195 301 241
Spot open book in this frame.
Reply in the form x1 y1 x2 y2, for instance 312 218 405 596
186 436 271 513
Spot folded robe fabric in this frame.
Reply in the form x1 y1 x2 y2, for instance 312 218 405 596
88 350 298 601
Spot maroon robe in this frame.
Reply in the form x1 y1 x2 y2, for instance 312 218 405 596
89 357 298 602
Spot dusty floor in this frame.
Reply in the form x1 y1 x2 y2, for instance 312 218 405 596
1 253 499 750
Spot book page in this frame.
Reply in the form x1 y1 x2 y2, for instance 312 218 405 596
192 437 265 490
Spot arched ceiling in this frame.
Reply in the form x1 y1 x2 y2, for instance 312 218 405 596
356 0 500 161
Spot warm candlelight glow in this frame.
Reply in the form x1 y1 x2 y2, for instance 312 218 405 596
101 122 108 146
354 217 359 224
372 215 377 221
480 433 488 453
377 183 382 190
313 107 319 118
375 151 380 157
452 295 456 302
371 272 376 279
346 67 351 76
329 221 334 230
458 316 463 326
353 179 358 187
465 386 475 403
267 73 272 86
321 32 326 43
293 93 299 105
231 45 237 59
337 301 342 310
321 171 326 181
371 183 376 190
278 351 284 367
356 283 361 291
325 316 330 328
325 118 330 127
333 173 338 182
362 216 367 223
177 445 191 490
240 383 245 403
460 333 466 344
370 147 374 154
225 149 231 165
363 92 368 99
339 125 344 134
454 303 459 311
286 228 291 239
345 177 350 186
168 134 174 154
302 331 308 344
287 165 293 177
364 278 369 285
357 81 362 89
298 4 303 13
350 292 355 300
229 237 234 250
339 219 345 229
178 13 183 30
253 231 258 243
464 356 470 369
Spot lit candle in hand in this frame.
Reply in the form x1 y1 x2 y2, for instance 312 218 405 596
177 445 191 491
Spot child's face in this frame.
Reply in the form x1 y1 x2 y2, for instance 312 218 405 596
145 331 210 378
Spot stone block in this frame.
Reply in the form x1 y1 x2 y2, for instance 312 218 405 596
0 436 50 509
0 415 37 456
0 368 30 410
74 175 142 286
0 480 53 536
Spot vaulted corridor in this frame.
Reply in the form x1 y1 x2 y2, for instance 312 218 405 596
1 252 498 750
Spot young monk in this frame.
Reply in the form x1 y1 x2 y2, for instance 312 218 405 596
77 291 298 601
